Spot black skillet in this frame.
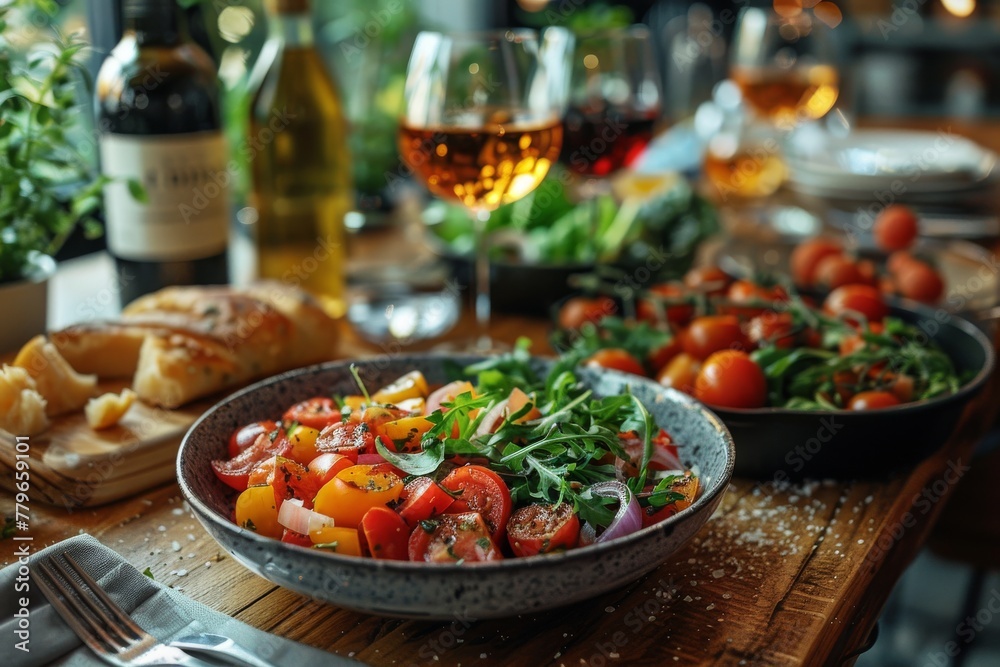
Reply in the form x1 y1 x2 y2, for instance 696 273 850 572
553 296 995 480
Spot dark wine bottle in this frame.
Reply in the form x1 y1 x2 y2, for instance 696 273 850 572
96 0 229 307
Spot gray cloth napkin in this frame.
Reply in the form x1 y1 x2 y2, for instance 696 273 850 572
1 534 359 667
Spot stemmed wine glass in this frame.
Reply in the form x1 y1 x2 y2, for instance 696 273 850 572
555 25 663 256
559 25 662 182
729 7 840 130
703 7 839 201
398 30 569 351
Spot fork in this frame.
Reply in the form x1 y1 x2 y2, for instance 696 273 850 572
35 552 219 667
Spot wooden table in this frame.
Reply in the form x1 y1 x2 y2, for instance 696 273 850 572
3 120 1000 666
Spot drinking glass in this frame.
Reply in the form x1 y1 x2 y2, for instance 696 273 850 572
559 25 662 191
730 7 840 130
706 7 839 206
398 30 568 350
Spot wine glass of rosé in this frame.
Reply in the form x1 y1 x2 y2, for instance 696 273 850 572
729 7 840 130
398 30 569 351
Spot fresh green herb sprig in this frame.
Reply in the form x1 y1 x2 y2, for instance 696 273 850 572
0 3 113 283
751 309 962 409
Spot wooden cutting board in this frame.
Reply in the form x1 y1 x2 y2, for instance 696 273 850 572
0 379 215 508
0 331 379 509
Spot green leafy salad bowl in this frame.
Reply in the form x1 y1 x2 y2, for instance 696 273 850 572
177 353 734 619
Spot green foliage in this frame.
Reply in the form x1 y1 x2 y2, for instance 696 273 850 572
431 169 718 275
518 2 635 31
0 1 105 283
371 345 683 530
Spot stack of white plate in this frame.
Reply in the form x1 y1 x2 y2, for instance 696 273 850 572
785 129 999 202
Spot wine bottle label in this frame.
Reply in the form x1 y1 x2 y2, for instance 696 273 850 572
100 132 230 261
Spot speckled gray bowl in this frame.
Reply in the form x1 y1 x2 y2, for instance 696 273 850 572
177 354 734 619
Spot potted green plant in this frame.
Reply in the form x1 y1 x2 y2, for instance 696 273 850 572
0 2 105 351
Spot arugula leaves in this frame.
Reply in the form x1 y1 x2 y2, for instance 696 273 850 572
377 349 666 529
751 314 962 408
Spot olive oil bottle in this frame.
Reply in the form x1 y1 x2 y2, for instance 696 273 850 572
247 0 352 317
96 0 230 306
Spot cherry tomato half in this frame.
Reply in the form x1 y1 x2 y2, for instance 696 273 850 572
641 473 700 527
440 465 513 542
228 420 277 458
397 476 456 527
408 512 503 563
313 464 403 528
359 507 410 560
283 397 341 430
506 503 580 557
693 350 768 409
307 452 355 487
246 455 321 510
235 485 281 538
315 421 376 461
284 424 321 464
372 371 429 405
212 430 288 492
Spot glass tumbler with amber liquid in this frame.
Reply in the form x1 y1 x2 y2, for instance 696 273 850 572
247 0 353 317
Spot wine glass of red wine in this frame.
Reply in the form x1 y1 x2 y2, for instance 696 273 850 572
559 26 663 195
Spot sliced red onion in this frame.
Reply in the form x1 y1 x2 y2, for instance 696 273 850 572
357 453 388 466
277 498 310 536
474 398 509 438
590 480 643 544
425 380 472 415
650 445 683 471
